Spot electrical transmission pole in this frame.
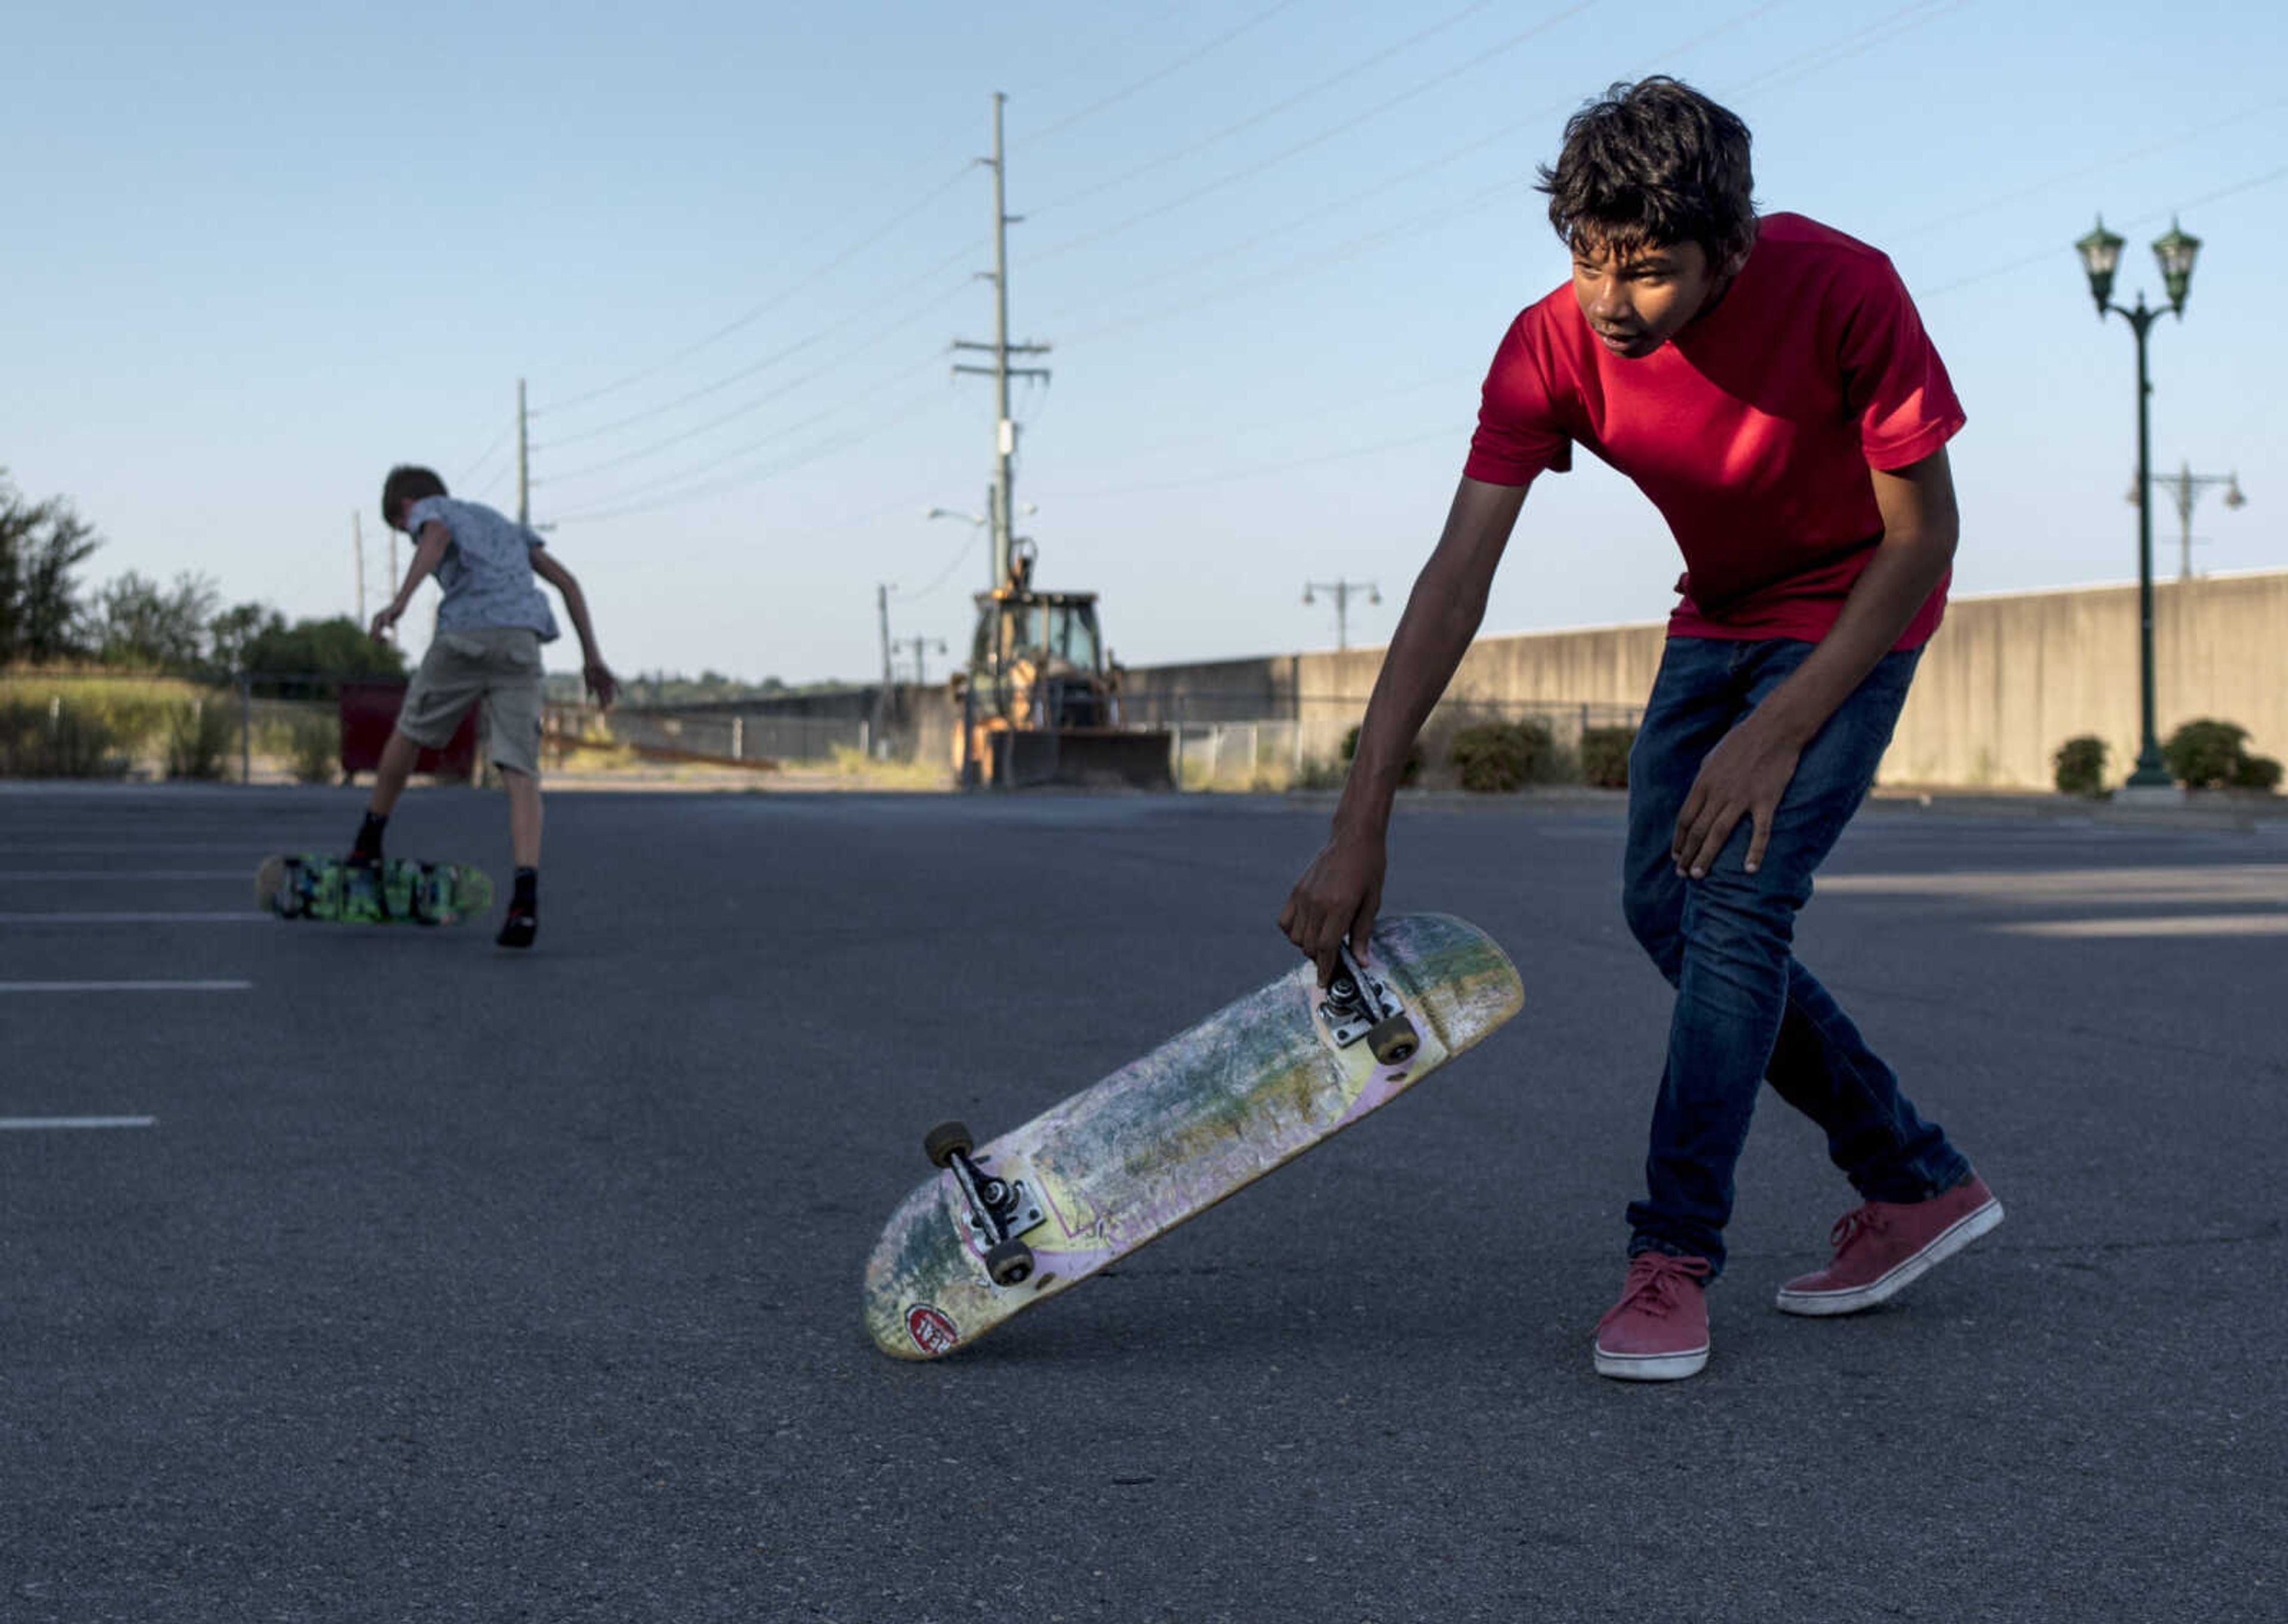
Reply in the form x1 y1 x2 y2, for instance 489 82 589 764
516 377 531 525
902 635 949 686
2140 461 2246 580
953 92 1050 590
353 511 366 624
1302 578 1382 651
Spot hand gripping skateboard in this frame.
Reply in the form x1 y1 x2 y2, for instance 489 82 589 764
862 912 1523 1359
254 853 493 927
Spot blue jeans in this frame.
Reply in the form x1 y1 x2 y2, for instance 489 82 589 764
1621 637 1969 1277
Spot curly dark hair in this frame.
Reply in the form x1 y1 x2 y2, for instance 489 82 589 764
1536 77 1756 267
380 465 448 531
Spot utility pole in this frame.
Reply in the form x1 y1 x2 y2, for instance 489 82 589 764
1302 578 1381 651
876 584 895 687
353 511 366 624
902 635 949 686
2137 461 2246 580
952 92 1050 592
516 377 530 525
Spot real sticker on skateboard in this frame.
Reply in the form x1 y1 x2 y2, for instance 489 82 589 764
862 911 1524 1359
254 853 493 927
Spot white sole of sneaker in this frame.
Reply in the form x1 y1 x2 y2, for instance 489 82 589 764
1774 1197 2005 1317
1593 1343 1710 1381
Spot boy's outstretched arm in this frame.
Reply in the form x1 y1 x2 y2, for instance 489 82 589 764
1279 475 1528 985
530 549 618 710
370 521 451 639
1669 445 1960 879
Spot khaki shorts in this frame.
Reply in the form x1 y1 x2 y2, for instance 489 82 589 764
399 627 545 777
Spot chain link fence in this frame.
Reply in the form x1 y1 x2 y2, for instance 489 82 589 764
599 708 871 767
1125 693 1644 792
0 667 344 783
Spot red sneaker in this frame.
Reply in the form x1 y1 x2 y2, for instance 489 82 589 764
1776 1174 2003 1317
1593 1252 1712 1381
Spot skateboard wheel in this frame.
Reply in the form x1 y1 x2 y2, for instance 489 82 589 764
1367 1013 1420 1066
985 1238 1034 1287
923 1120 974 1168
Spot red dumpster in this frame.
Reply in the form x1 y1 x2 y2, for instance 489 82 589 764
338 679 480 783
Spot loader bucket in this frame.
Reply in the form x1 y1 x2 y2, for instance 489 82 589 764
987 727 1174 790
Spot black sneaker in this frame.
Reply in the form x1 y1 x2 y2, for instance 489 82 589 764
495 906 537 949
348 811 388 869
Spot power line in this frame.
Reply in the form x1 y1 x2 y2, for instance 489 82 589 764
454 425 515 488
903 526 990 600
1027 0 1504 217
1043 424 1466 500
1018 0 1307 151
1059 170 1535 349
1892 94 2288 241
548 379 963 525
531 162 978 420
532 279 974 490
1720 0 1972 98
1028 0 1602 269
533 239 984 455
1036 0 1788 328
1919 163 2288 300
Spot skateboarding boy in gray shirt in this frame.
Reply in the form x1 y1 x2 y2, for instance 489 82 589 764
352 465 616 948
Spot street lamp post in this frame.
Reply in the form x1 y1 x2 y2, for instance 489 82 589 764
2075 214 2203 790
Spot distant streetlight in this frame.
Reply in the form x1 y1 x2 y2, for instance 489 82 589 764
1302 578 1381 652
2075 214 2203 789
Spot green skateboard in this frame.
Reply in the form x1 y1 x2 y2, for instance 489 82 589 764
255 853 494 926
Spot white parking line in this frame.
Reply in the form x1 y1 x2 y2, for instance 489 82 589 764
0 980 253 993
0 842 290 853
0 1117 156 1131
0 870 252 880
1992 915 2288 939
0 911 268 923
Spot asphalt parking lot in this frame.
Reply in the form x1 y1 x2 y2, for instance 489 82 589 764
3 780 2283 1622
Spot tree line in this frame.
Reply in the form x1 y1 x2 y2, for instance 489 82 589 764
1 469 405 687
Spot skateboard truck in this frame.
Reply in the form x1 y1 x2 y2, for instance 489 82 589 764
922 1121 1044 1287
1319 942 1420 1066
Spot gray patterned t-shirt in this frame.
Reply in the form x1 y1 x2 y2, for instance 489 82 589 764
405 496 561 640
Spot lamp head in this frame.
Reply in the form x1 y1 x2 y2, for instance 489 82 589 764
2152 218 2201 316
2075 216 2125 316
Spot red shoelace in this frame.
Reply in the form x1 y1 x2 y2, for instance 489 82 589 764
1598 1252 1711 1329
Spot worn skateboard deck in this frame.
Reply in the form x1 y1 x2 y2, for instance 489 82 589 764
254 854 493 926
863 911 1522 1359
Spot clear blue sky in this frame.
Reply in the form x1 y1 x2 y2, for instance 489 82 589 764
7 0 2283 683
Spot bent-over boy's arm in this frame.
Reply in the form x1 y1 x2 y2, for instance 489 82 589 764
530 547 617 710
1668 445 1960 878
1279 475 1529 982
370 521 451 639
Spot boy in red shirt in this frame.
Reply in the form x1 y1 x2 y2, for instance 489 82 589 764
1280 78 2001 1381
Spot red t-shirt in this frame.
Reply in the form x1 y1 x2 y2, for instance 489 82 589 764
1464 213 1965 647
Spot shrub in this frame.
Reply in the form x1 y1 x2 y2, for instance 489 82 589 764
0 695 120 777
1579 725 1634 789
1339 723 1421 786
1447 719 1553 793
164 695 234 780
2053 735 2107 798
2162 718 2279 791
287 712 340 784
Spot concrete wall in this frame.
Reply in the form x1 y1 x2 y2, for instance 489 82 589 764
1124 569 2288 791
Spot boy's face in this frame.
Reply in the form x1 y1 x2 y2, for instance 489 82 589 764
1569 234 1727 360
